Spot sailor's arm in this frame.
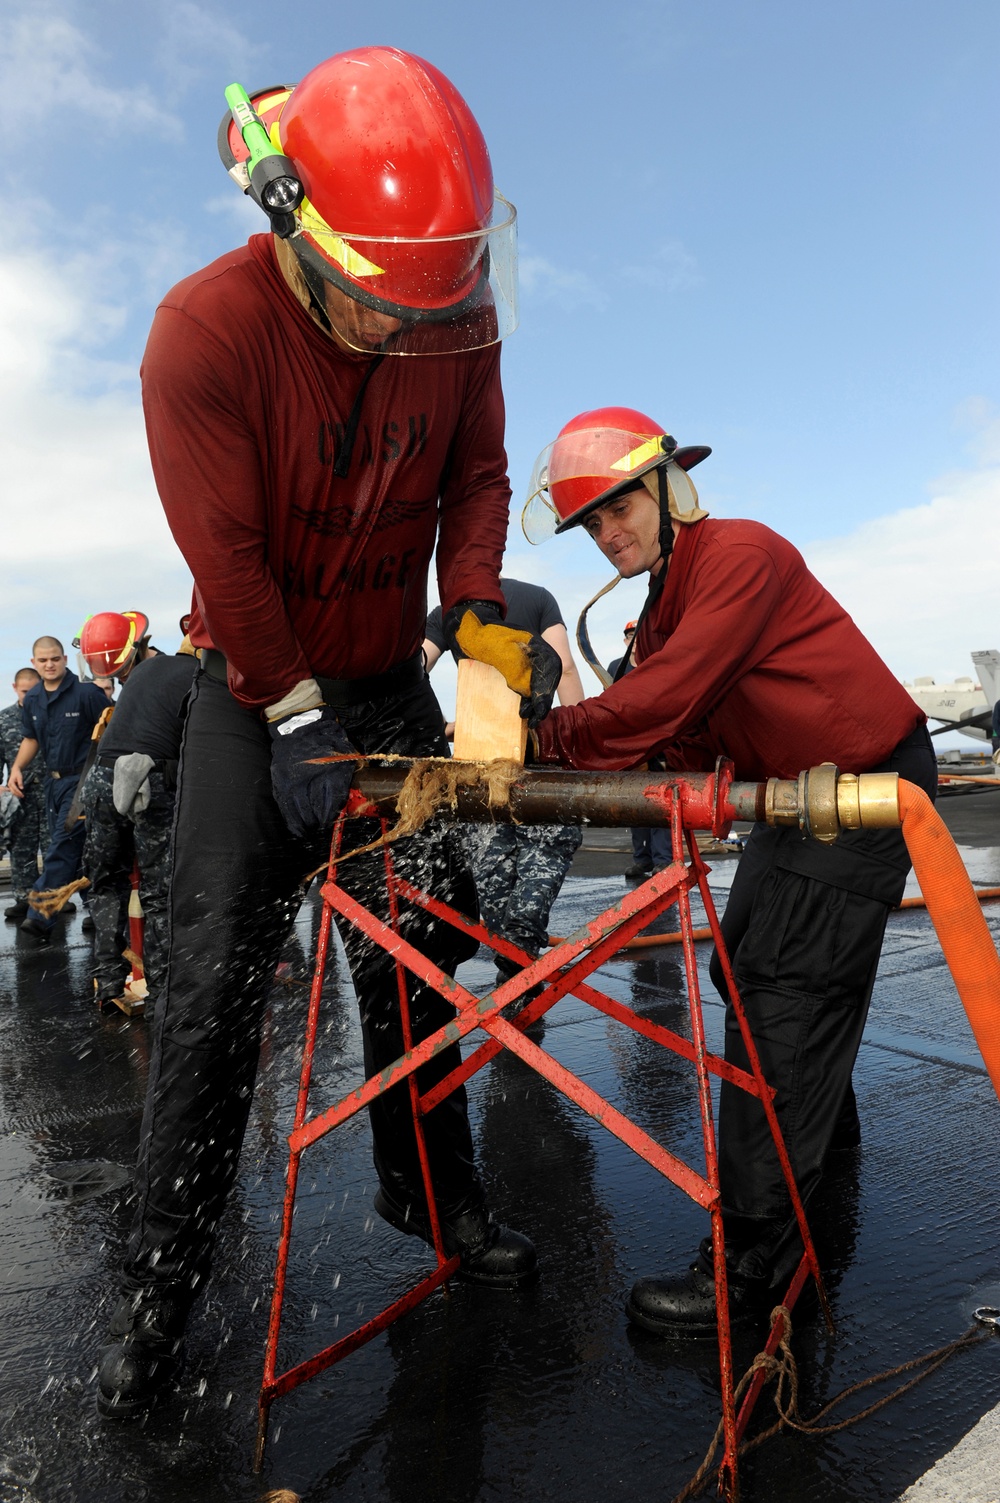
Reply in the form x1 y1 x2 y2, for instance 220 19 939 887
535 544 782 768
435 345 509 616
542 623 586 707
8 737 38 798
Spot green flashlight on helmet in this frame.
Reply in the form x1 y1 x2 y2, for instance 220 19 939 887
224 82 303 236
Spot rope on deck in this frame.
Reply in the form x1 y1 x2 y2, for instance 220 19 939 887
671 1309 991 1503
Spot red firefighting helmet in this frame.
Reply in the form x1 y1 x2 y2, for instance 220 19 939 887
522 406 711 544
218 49 518 354
76 611 149 679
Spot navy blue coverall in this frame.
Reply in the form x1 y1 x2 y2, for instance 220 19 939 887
20 671 108 930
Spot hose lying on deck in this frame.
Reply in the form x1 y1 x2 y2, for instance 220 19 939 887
900 779 1000 1100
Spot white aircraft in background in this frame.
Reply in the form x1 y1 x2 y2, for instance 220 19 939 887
904 650 1000 741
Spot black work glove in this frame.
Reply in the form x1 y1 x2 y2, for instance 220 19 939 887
267 704 358 838
443 599 563 728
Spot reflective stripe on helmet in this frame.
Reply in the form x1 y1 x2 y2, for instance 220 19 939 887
611 434 667 474
296 199 387 281
112 619 137 667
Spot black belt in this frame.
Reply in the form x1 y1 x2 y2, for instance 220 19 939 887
49 768 84 779
202 648 425 708
97 752 180 779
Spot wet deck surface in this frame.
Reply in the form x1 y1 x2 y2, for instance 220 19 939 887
2 795 1000 1502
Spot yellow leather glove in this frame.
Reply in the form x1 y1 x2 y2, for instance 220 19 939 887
454 610 534 695
444 600 563 727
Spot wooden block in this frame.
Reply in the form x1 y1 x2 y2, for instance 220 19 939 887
112 994 145 1017
453 659 527 763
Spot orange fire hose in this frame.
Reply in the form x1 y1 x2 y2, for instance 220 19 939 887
547 888 1000 952
547 865 998 955
899 780 1000 1099
548 928 711 949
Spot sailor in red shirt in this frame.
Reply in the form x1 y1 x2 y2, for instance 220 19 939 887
97 50 562 1421
522 406 936 1337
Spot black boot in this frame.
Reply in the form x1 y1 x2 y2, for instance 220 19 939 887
18 917 52 946
374 1187 537 1287
626 1235 775 1339
4 899 28 922
96 1289 190 1419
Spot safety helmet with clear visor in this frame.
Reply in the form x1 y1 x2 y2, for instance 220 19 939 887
521 407 711 544
218 49 517 357
74 611 150 680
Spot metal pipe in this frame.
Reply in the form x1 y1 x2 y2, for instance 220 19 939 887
349 761 900 838
350 765 762 828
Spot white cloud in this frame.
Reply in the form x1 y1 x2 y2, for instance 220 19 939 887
0 251 191 666
205 191 268 235
620 237 703 294
155 1 261 98
804 460 1000 684
520 253 609 312
0 1 170 137
518 237 700 320
0 0 258 152
953 396 1000 466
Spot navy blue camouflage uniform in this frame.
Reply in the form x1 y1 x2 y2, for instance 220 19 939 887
0 700 49 903
474 822 583 971
20 671 108 930
82 653 197 1004
426 579 583 979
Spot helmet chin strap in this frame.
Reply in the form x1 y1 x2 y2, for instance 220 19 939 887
290 241 334 333
657 463 675 569
607 467 674 687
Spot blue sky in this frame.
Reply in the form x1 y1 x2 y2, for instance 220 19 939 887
1 0 997 730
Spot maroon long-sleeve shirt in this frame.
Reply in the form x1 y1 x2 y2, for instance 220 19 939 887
141 234 510 709
535 517 923 779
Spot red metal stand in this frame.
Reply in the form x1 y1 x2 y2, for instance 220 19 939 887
254 768 831 1498
127 858 145 976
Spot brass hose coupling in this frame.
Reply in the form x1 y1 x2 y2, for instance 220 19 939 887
763 764 900 844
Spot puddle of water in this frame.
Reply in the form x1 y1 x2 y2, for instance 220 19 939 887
19 1160 133 1204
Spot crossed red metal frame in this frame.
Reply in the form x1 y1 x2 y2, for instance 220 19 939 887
254 774 831 1498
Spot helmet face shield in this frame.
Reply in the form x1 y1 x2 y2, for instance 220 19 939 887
522 427 670 544
293 194 518 356
521 442 560 543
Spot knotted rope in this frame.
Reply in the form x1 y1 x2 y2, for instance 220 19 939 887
27 876 91 918
671 1305 990 1503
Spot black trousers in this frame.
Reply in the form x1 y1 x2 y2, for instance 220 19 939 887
710 726 937 1244
124 669 480 1297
